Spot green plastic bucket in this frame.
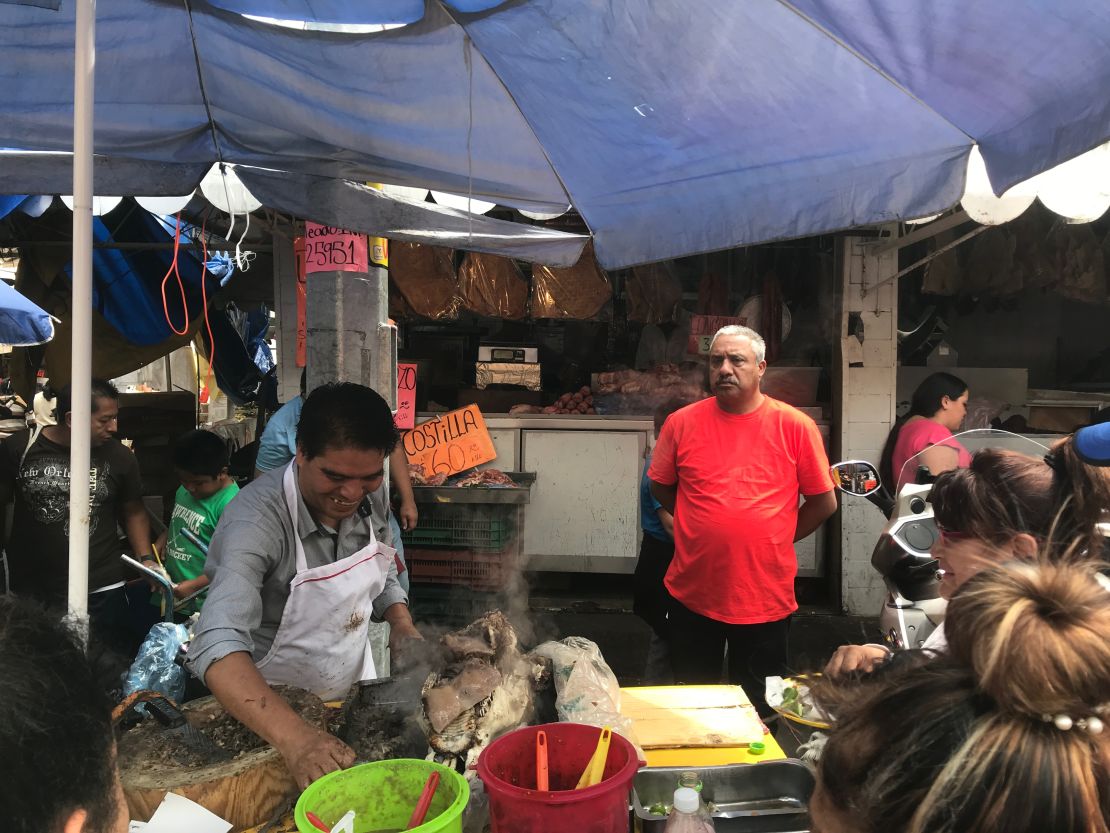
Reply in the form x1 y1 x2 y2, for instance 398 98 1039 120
295 759 469 833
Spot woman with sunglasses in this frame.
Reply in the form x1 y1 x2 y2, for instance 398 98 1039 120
826 425 1110 674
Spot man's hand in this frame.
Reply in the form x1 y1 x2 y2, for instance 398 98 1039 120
824 643 890 677
277 724 356 791
397 499 419 532
388 618 423 658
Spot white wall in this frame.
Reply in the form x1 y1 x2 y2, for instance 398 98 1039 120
836 235 898 614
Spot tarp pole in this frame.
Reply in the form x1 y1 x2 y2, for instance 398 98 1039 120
67 0 96 637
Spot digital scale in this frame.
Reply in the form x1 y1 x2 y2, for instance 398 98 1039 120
477 344 539 364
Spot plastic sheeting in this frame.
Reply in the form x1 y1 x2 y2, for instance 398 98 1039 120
390 242 460 320
2 1 1110 268
531 244 611 320
235 167 587 268
626 262 683 325
457 252 529 319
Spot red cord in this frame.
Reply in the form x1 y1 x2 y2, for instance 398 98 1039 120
200 218 216 402
160 213 190 336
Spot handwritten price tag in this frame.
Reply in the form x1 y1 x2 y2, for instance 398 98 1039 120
394 363 417 430
688 314 745 355
402 404 497 478
304 222 369 274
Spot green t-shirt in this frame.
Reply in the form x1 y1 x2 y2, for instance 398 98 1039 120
159 481 239 612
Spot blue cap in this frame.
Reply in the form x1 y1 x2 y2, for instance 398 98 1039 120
1074 422 1110 466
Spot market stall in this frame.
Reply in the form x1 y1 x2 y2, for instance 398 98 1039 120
118 611 815 833
390 240 836 584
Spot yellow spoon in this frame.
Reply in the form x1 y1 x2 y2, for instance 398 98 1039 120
575 726 612 789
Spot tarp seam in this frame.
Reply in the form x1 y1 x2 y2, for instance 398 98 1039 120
441 0 586 240
775 0 976 146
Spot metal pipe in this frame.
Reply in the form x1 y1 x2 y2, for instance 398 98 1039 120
68 0 96 636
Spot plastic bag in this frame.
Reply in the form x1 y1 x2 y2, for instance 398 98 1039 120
123 622 189 704
531 243 611 320
458 252 529 319
531 636 642 755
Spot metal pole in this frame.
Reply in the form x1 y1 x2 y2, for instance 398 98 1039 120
68 0 96 635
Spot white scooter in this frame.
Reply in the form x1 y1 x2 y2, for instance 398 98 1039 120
831 429 1051 649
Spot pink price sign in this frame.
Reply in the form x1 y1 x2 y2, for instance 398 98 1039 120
395 363 417 430
304 221 369 274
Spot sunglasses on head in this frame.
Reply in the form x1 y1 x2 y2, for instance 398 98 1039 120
936 525 975 546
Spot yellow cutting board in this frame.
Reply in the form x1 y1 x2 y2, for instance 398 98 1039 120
620 685 767 748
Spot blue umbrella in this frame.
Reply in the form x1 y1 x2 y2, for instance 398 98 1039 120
0 282 54 346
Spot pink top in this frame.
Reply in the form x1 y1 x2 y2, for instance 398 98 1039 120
891 418 972 492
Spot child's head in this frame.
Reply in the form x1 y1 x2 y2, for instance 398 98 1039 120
173 430 231 499
653 397 689 438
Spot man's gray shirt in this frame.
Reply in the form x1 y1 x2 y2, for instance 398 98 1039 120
187 464 407 684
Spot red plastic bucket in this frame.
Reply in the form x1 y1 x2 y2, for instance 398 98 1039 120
476 723 641 833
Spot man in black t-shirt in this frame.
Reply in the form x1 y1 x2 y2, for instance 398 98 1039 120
0 379 152 664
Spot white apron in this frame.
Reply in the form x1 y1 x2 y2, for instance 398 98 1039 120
255 462 394 700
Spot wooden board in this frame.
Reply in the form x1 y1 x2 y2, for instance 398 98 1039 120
621 685 766 749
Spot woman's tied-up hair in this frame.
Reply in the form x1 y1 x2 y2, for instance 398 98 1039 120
813 559 1110 833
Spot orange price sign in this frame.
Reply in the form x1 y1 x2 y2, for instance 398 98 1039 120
402 404 497 478
394 363 417 430
304 221 369 274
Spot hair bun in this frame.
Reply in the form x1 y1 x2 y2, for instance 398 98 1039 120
945 560 1110 718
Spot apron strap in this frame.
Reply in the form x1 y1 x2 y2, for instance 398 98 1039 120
281 462 310 573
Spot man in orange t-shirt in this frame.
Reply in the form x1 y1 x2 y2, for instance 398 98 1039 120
650 325 837 715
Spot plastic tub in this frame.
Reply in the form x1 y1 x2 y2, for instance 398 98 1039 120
476 723 641 833
294 759 469 833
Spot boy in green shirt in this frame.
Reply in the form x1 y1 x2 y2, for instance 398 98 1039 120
151 430 239 615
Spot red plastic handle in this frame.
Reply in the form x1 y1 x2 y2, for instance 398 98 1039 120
407 771 441 829
536 730 550 791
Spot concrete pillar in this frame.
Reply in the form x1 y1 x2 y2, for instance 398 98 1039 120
834 233 898 614
271 226 302 404
304 267 395 407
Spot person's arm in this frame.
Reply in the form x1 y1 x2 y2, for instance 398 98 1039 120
824 643 891 676
656 507 674 538
383 602 422 655
915 444 960 480
204 652 354 790
189 515 353 788
650 480 677 515
121 498 154 559
173 573 209 600
389 446 418 531
795 490 837 541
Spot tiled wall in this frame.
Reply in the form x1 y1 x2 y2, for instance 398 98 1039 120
836 235 898 614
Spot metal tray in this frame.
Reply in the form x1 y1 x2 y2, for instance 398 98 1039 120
633 761 814 833
411 471 536 505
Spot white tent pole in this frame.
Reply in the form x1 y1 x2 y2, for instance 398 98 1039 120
68 0 95 637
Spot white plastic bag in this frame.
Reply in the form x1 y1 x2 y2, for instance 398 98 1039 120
532 636 643 754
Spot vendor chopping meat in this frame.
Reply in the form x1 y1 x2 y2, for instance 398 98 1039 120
188 382 422 788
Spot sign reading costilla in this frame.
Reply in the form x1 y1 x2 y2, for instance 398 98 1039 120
402 404 497 477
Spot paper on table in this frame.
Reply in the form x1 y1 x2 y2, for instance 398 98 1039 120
139 793 232 833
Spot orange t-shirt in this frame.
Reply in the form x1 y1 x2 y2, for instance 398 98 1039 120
649 396 835 625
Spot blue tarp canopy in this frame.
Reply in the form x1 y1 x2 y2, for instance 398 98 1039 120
0 282 54 346
2 0 1109 268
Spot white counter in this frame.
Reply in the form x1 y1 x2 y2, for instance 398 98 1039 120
419 413 653 573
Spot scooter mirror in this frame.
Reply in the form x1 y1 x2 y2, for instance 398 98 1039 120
830 460 882 496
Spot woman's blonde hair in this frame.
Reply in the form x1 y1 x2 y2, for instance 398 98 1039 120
814 558 1110 833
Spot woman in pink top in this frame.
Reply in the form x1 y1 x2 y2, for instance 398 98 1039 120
880 372 972 494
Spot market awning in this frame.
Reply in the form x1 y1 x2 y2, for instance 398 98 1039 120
1 0 1108 268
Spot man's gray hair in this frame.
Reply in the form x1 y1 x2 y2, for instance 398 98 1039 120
709 325 767 364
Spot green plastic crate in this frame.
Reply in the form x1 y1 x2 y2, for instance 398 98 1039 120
401 504 514 551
